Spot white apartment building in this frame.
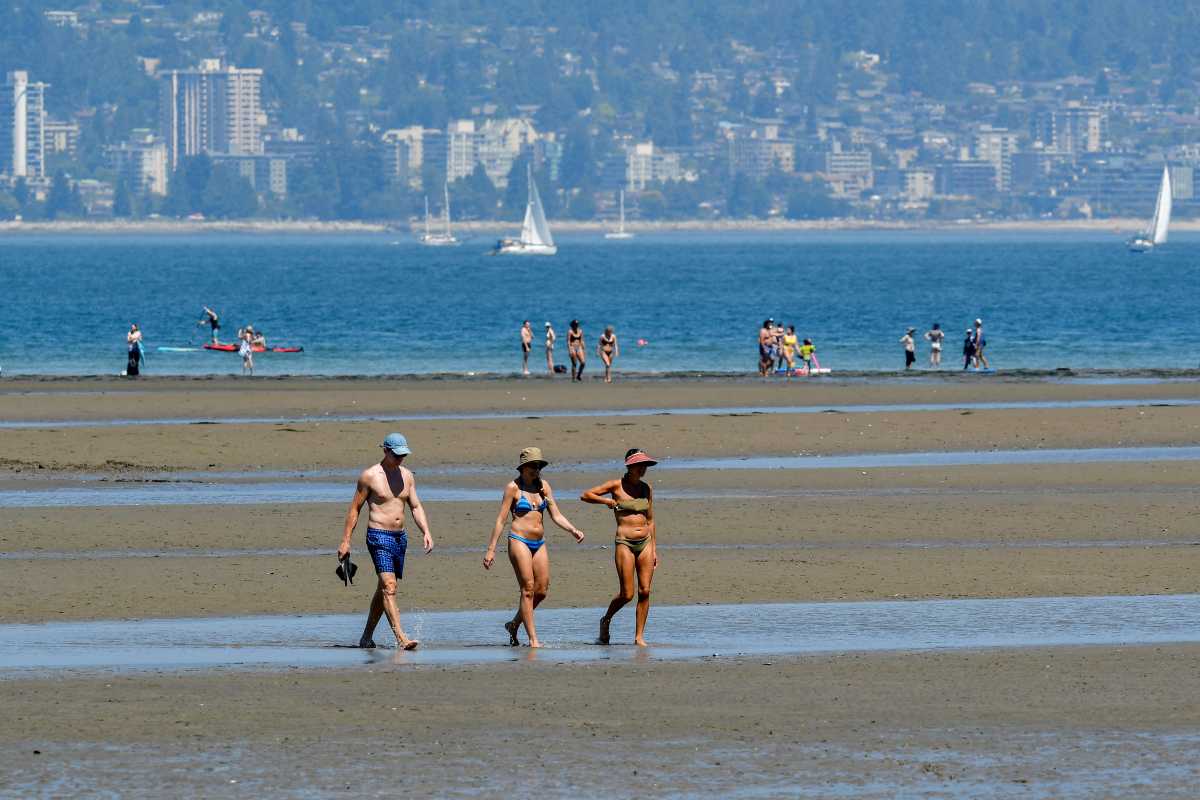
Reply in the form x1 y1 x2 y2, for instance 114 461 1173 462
1052 103 1105 155
446 119 481 183
824 142 873 192
381 126 435 189
902 168 935 201
159 59 264 170
625 141 683 190
106 131 169 195
974 126 1020 191
477 118 538 188
444 118 539 188
0 71 48 178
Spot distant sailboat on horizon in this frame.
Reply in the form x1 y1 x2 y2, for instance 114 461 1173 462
418 183 460 246
605 189 634 240
1128 165 1171 252
494 165 556 255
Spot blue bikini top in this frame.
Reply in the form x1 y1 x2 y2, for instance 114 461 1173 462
513 487 549 514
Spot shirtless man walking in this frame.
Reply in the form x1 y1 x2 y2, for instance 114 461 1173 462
337 433 435 649
520 320 533 375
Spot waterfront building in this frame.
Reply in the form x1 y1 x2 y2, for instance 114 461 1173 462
210 154 290 197
727 121 795 180
625 141 684 190
42 118 80 159
823 141 873 194
158 59 264 170
974 126 1021 191
1055 104 1106 154
0 71 48 178
937 160 997 197
105 130 169 195
446 119 481 183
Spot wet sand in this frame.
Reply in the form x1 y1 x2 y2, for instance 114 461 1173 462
3 377 1199 796
3 646 1199 796
3 395 1200 475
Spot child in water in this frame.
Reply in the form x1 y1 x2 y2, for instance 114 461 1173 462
799 338 815 373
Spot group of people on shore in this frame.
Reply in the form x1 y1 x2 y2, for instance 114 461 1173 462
202 306 268 374
757 318 818 377
900 318 989 370
521 320 620 383
338 434 657 649
121 307 269 376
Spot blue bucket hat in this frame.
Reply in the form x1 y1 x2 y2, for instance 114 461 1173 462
381 432 411 456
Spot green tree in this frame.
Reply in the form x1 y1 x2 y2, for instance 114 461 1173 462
562 188 594 220
785 179 846 219
559 121 594 190
201 165 258 218
450 165 499 219
502 154 532 220
113 180 133 218
45 172 74 220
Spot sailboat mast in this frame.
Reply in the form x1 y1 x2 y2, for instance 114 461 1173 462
443 182 452 237
619 190 625 234
424 196 430 238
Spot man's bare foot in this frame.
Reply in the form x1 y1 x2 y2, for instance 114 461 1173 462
358 637 377 649
528 639 542 648
634 637 648 647
399 639 420 651
597 616 611 645
504 620 520 646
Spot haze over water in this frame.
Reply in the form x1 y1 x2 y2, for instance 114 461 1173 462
3 230 1197 376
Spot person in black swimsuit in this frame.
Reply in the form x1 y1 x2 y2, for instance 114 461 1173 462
567 319 586 381
597 325 619 383
199 306 220 344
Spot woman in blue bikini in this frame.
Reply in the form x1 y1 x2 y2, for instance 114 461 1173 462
483 447 585 647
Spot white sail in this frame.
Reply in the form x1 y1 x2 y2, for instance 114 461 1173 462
1151 165 1172 245
495 164 556 254
443 182 453 238
423 196 431 238
521 165 554 247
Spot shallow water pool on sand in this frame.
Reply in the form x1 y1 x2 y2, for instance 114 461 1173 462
5 444 1200 507
1 395 1198 429
1 594 1196 676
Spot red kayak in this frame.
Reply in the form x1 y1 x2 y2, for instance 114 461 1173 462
203 343 304 353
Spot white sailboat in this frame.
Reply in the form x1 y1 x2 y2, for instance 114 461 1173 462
1129 165 1172 252
494 165 556 255
419 183 459 246
605 189 634 239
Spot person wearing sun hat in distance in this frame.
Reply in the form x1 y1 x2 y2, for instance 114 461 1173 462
337 433 434 650
483 447 585 648
581 449 658 646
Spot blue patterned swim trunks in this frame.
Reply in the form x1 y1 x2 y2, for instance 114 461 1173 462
365 528 407 577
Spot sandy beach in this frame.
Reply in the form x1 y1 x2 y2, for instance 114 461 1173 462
2 376 1199 796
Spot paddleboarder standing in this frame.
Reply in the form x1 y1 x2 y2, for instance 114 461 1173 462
338 433 435 649
199 306 220 343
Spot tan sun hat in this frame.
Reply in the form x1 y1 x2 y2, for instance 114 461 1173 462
517 447 548 469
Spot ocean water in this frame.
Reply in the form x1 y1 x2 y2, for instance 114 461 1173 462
2 229 1198 376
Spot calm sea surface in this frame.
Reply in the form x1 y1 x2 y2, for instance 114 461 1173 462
1 230 1197 376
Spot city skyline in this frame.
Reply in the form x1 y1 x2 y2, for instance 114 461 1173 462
0 3 1196 222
